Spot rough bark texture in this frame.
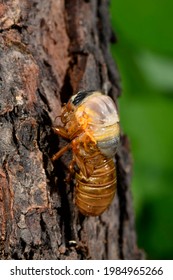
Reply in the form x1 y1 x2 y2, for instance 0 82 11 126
0 0 143 260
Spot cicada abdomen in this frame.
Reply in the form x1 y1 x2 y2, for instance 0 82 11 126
52 90 120 216
75 156 116 216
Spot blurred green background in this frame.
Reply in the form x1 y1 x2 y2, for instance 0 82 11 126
110 0 173 259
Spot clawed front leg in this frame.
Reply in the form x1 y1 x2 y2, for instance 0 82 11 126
53 132 78 183
52 126 71 161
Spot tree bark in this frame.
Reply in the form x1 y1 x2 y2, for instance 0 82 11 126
0 0 143 260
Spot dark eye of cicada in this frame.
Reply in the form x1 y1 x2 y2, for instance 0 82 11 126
71 90 97 106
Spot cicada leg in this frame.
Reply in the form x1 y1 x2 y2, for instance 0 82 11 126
52 143 71 161
65 157 76 183
52 126 69 139
52 126 71 161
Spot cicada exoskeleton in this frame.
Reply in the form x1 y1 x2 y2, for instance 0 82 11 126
52 90 120 216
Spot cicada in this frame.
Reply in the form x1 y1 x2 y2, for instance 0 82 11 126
52 90 120 216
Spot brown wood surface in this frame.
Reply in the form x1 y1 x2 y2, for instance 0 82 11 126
0 0 143 259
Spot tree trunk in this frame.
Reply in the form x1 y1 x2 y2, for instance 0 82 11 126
0 0 143 260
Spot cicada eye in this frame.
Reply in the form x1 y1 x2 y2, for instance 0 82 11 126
71 90 96 106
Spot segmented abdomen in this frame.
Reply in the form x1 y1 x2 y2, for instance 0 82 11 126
75 159 116 216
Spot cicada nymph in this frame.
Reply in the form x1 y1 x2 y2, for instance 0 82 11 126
52 90 120 216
